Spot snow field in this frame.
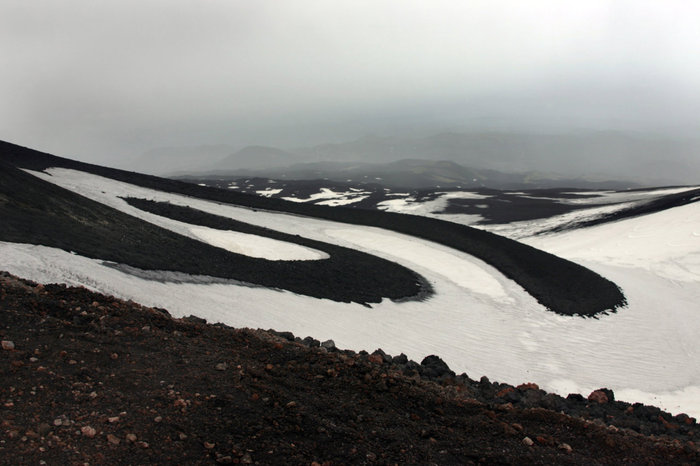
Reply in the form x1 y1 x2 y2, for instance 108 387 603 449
28 169 328 262
377 191 486 225
560 186 700 205
3 167 699 417
189 227 328 261
281 188 370 206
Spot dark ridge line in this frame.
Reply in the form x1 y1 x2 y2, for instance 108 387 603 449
542 188 700 234
0 159 426 304
178 177 631 226
120 196 327 249
0 140 626 317
121 196 433 303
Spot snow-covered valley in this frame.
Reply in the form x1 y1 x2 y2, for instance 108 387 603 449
1 166 699 418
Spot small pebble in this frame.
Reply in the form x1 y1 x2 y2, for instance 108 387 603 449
1 340 15 351
522 436 534 446
37 423 51 436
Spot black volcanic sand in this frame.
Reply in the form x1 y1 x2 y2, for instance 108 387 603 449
543 187 700 233
442 190 590 224
441 186 700 231
188 177 700 229
0 160 425 305
0 141 626 317
1 273 698 465
190 177 398 212
174 177 594 224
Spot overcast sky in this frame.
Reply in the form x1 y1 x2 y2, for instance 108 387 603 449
1 0 699 165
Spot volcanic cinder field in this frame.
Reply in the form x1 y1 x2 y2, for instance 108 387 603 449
1 143 699 419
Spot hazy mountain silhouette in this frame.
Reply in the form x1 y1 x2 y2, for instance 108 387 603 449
189 158 637 190
144 131 699 187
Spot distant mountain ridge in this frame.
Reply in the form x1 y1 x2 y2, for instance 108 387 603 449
211 145 297 172
183 158 637 190
139 130 698 186
133 144 234 175
290 131 700 186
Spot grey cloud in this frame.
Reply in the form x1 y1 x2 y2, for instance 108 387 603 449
1 0 699 174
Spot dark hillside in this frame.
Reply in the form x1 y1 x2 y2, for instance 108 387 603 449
0 140 625 316
0 159 424 304
547 187 700 233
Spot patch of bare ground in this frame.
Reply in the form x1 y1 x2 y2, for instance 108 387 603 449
1 272 697 465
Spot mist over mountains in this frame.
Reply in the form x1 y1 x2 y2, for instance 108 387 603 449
136 131 700 188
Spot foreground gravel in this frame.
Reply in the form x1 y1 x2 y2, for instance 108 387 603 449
1 272 697 465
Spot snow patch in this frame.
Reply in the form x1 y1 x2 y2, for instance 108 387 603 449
189 227 328 261
524 201 700 282
255 188 283 197
377 192 485 225
479 201 640 239
316 195 369 206
325 227 512 302
560 186 699 205
281 188 369 205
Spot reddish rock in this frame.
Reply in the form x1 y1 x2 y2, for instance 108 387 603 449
496 387 516 398
659 415 679 430
368 354 384 364
517 382 539 391
676 413 696 425
588 390 609 404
